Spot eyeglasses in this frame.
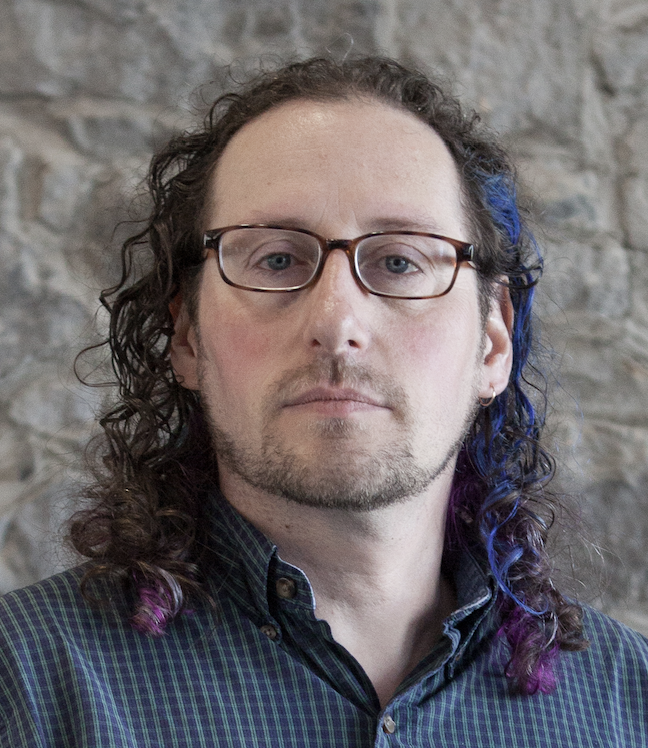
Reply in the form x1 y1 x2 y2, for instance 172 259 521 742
203 224 475 300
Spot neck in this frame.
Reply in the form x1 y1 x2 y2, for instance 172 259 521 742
218 466 457 707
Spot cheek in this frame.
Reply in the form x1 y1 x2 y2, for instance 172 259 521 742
219 323 271 375
390 306 483 399
198 300 284 405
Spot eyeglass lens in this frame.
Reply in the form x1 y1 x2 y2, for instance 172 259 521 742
218 227 459 298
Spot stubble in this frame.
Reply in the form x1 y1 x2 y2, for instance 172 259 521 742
200 355 478 512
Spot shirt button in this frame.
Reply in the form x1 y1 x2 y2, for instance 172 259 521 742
260 624 279 640
382 715 396 734
276 577 297 599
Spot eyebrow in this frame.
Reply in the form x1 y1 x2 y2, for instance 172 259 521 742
229 214 448 235
367 217 446 234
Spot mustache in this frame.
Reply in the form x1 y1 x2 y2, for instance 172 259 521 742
267 357 411 420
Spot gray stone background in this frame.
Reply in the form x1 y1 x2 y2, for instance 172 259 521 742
1 0 647 634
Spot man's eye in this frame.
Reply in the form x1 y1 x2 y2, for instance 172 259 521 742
383 255 417 274
244 240 306 271
261 253 293 271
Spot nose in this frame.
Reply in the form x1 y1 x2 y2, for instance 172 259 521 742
300 248 372 355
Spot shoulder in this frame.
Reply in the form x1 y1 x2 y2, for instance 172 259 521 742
464 605 648 746
1 566 104 637
1 567 85 629
0 568 134 744
581 604 648 656
1 566 86 610
550 603 648 732
0 566 130 667
578 604 648 677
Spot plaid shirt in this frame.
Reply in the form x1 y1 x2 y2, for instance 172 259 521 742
1 493 647 747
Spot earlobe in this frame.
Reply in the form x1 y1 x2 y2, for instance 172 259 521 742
480 283 514 399
169 293 200 390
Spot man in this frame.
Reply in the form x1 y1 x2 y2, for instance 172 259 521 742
1 56 646 746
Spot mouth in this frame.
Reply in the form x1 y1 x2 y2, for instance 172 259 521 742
283 387 389 412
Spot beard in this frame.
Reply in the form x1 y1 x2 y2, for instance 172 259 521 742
201 356 478 512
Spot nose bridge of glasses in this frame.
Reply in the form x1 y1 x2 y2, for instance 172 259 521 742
319 238 361 283
323 238 358 263
325 238 354 251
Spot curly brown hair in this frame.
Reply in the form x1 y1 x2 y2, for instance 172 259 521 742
72 54 587 694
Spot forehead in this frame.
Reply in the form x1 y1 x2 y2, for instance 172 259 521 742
207 97 466 236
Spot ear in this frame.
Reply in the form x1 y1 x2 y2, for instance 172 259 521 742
169 293 200 390
479 282 514 399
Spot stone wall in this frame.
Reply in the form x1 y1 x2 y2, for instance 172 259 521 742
1 0 647 633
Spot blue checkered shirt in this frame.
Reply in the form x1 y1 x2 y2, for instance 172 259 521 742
1 493 647 746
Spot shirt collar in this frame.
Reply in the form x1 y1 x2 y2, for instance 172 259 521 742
204 488 494 627
205 490 279 622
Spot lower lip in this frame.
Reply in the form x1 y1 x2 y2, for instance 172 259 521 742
285 400 386 416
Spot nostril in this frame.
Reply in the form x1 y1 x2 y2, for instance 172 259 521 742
309 337 360 349
309 332 363 351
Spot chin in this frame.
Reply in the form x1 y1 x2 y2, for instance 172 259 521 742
237 450 443 512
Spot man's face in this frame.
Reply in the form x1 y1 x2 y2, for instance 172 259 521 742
171 98 512 510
